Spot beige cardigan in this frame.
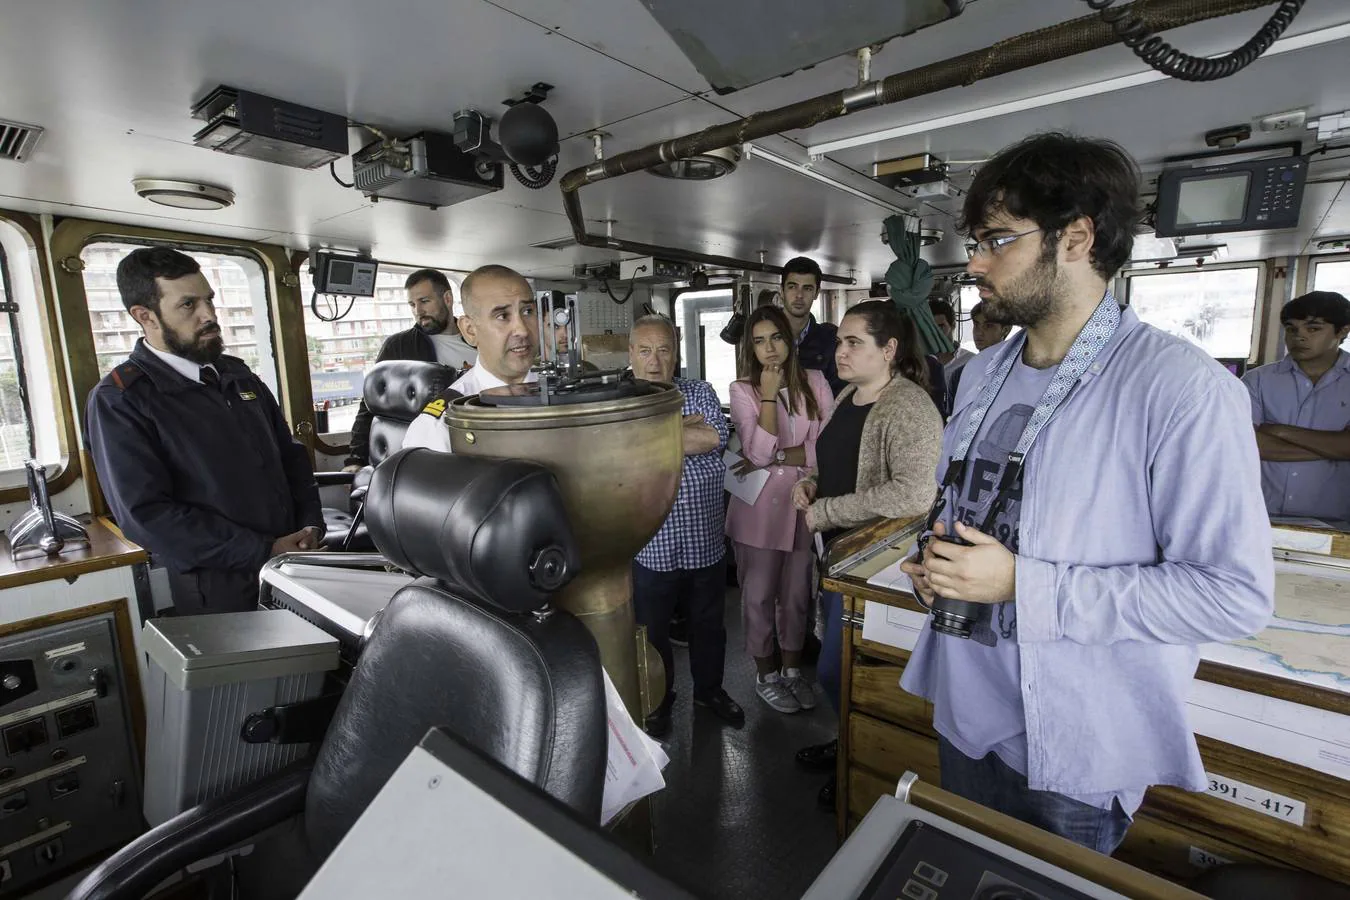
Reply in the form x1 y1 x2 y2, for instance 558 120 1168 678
804 373 944 533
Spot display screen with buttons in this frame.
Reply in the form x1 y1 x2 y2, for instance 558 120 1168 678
1155 153 1306 238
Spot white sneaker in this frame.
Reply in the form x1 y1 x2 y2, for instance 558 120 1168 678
756 672 801 713
781 668 818 710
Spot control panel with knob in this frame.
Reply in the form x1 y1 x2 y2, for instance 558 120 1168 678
0 610 142 894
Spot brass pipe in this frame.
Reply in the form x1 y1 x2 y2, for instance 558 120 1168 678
559 0 1276 275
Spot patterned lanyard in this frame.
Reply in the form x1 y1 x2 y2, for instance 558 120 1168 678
924 292 1123 536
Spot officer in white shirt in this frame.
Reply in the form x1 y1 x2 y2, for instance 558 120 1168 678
402 265 539 452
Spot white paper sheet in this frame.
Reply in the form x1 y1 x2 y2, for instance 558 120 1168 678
860 600 926 652
1186 679 1350 782
1271 527 1334 555
722 450 770 505
601 670 669 826
865 557 917 594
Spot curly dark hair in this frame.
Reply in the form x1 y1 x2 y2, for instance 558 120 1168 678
960 132 1141 279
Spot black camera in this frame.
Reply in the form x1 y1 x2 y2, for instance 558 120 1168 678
926 533 983 640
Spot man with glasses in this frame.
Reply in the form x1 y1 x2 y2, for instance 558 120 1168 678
898 133 1273 854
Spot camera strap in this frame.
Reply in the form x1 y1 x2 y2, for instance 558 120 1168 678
926 291 1122 535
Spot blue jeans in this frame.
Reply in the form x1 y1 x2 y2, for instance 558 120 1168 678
817 590 844 712
938 736 1132 855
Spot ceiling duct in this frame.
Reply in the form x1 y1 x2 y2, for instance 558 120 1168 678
558 0 1278 285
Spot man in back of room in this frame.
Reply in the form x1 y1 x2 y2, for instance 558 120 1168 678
344 268 475 469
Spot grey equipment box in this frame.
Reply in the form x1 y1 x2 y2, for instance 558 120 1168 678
141 611 339 826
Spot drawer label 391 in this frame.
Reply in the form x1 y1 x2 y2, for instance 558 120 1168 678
1205 772 1306 826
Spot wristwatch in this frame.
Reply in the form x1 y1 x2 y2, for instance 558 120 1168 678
775 449 786 464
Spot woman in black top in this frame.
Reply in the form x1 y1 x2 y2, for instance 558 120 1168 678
791 301 946 809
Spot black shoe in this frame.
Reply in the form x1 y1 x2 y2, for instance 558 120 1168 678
645 693 675 738
817 775 836 811
694 688 745 728
668 618 689 648
795 739 837 772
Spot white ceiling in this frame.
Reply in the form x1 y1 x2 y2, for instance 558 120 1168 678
1 0 1348 282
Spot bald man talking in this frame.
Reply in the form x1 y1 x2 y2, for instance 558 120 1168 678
402 264 540 452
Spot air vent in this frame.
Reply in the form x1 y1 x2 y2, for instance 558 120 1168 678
0 120 43 162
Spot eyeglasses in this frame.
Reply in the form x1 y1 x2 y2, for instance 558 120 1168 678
964 228 1042 260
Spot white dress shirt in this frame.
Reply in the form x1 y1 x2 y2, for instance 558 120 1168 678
400 366 539 453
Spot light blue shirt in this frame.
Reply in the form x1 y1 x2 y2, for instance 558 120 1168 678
901 305 1274 802
1242 351 1350 521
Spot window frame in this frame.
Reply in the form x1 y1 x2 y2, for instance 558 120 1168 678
1305 253 1350 353
49 220 301 517
295 257 468 443
673 288 735 386
1121 260 1267 363
79 240 281 394
0 211 80 502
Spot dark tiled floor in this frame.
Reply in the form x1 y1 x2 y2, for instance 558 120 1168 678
647 586 840 900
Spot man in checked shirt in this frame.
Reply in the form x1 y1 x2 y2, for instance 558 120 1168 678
630 314 745 737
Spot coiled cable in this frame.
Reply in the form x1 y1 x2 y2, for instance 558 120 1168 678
510 156 558 189
1082 0 1304 82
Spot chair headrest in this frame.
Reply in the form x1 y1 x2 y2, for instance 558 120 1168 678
364 360 459 422
365 450 579 613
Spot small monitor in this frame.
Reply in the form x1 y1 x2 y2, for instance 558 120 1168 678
313 251 379 297
1175 173 1249 228
1217 357 1247 377
1155 153 1306 238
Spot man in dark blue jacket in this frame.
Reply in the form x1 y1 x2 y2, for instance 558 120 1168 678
779 257 844 396
86 247 324 615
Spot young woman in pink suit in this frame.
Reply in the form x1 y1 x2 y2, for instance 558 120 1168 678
725 305 835 714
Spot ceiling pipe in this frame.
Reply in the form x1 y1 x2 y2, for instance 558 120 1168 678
560 0 1277 283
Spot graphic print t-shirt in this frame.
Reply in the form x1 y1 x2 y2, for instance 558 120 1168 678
929 357 1055 765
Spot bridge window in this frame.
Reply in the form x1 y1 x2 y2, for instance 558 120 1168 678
1123 265 1261 360
0 221 62 476
1310 257 1350 350
674 289 737 403
80 242 278 395
299 262 462 437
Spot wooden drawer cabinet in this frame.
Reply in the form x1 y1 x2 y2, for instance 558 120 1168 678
1115 812 1288 882
1140 738 1350 884
850 659 936 737
849 713 940 785
825 515 1350 891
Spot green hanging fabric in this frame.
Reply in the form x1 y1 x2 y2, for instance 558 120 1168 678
883 213 953 356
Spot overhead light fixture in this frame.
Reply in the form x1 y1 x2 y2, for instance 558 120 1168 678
1315 237 1350 252
132 178 235 211
807 22 1350 158
647 146 740 180
744 143 911 215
